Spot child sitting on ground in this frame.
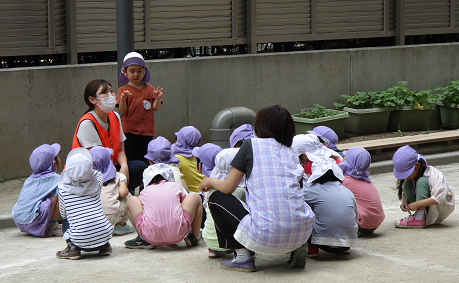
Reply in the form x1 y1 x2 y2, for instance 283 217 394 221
229 124 254 148
338 147 385 234
200 147 247 258
171 126 205 193
56 148 113 259
292 134 358 258
89 146 134 235
392 145 454 228
11 143 63 237
144 136 188 193
308 126 344 159
124 163 203 249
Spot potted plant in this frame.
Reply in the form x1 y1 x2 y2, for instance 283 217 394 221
292 104 349 138
386 81 436 131
334 91 394 134
435 80 459 128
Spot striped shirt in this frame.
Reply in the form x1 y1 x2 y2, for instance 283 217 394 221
59 170 113 249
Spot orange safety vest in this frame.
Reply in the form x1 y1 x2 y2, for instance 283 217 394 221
72 112 121 164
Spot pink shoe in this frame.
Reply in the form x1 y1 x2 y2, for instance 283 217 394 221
394 215 425 228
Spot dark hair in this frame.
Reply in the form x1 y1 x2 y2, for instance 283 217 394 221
234 140 244 148
314 169 341 184
254 105 295 147
149 174 166 186
84 79 112 113
396 160 427 200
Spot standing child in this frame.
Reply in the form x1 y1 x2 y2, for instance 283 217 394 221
339 147 385 234
171 126 205 193
56 148 113 259
392 145 455 228
144 136 188 193
11 144 63 237
117 52 163 164
89 146 134 235
292 134 358 258
124 163 203 249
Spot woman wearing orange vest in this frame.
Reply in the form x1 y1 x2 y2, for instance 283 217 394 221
72 79 147 195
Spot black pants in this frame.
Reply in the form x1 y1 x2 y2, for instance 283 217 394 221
124 133 153 164
208 191 249 250
116 160 147 195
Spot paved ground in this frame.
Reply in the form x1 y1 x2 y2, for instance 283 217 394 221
1 163 459 282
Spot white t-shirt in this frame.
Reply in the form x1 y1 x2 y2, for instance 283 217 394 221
76 111 126 149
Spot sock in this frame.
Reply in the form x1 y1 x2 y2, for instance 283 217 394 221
414 210 424 220
235 249 251 262
48 220 57 227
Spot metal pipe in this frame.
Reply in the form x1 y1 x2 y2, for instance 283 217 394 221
116 0 135 88
209 107 256 148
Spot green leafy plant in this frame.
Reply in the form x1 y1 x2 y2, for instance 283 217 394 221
435 79 459 107
394 125 404 137
301 104 338 119
335 81 437 110
0 178 4 183
385 81 436 108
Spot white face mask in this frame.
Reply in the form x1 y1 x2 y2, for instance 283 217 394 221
97 96 116 113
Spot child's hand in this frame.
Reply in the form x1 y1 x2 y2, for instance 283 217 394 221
407 201 420 211
199 178 212 192
120 90 132 101
400 199 409 212
153 86 163 100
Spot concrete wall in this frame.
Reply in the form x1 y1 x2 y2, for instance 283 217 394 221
2 43 459 180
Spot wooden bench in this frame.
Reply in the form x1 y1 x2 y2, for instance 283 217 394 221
337 130 459 155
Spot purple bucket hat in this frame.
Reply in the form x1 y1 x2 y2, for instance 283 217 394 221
119 52 151 84
338 147 371 182
192 143 222 177
89 146 117 183
229 124 254 148
171 126 202 158
29 143 61 178
144 136 180 165
307 126 339 151
392 145 427 179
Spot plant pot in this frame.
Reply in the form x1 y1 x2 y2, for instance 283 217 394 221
437 102 459 128
343 107 392 134
387 106 433 131
292 109 349 138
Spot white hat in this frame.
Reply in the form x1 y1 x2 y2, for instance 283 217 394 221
58 148 100 196
210 148 239 180
291 134 335 162
308 158 344 184
143 163 175 188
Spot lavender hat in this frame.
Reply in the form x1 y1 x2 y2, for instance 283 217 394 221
392 145 428 179
171 126 202 158
29 143 61 178
192 143 222 177
119 52 151 84
144 136 179 165
230 124 254 148
308 126 339 151
89 146 117 183
338 147 371 183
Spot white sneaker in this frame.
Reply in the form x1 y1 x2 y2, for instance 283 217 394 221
48 222 63 237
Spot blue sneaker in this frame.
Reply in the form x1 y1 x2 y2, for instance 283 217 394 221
220 256 256 272
113 222 135 236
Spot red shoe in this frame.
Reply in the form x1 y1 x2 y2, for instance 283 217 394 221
394 215 425 228
307 244 319 258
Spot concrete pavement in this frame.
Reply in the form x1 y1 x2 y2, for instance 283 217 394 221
1 162 459 282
